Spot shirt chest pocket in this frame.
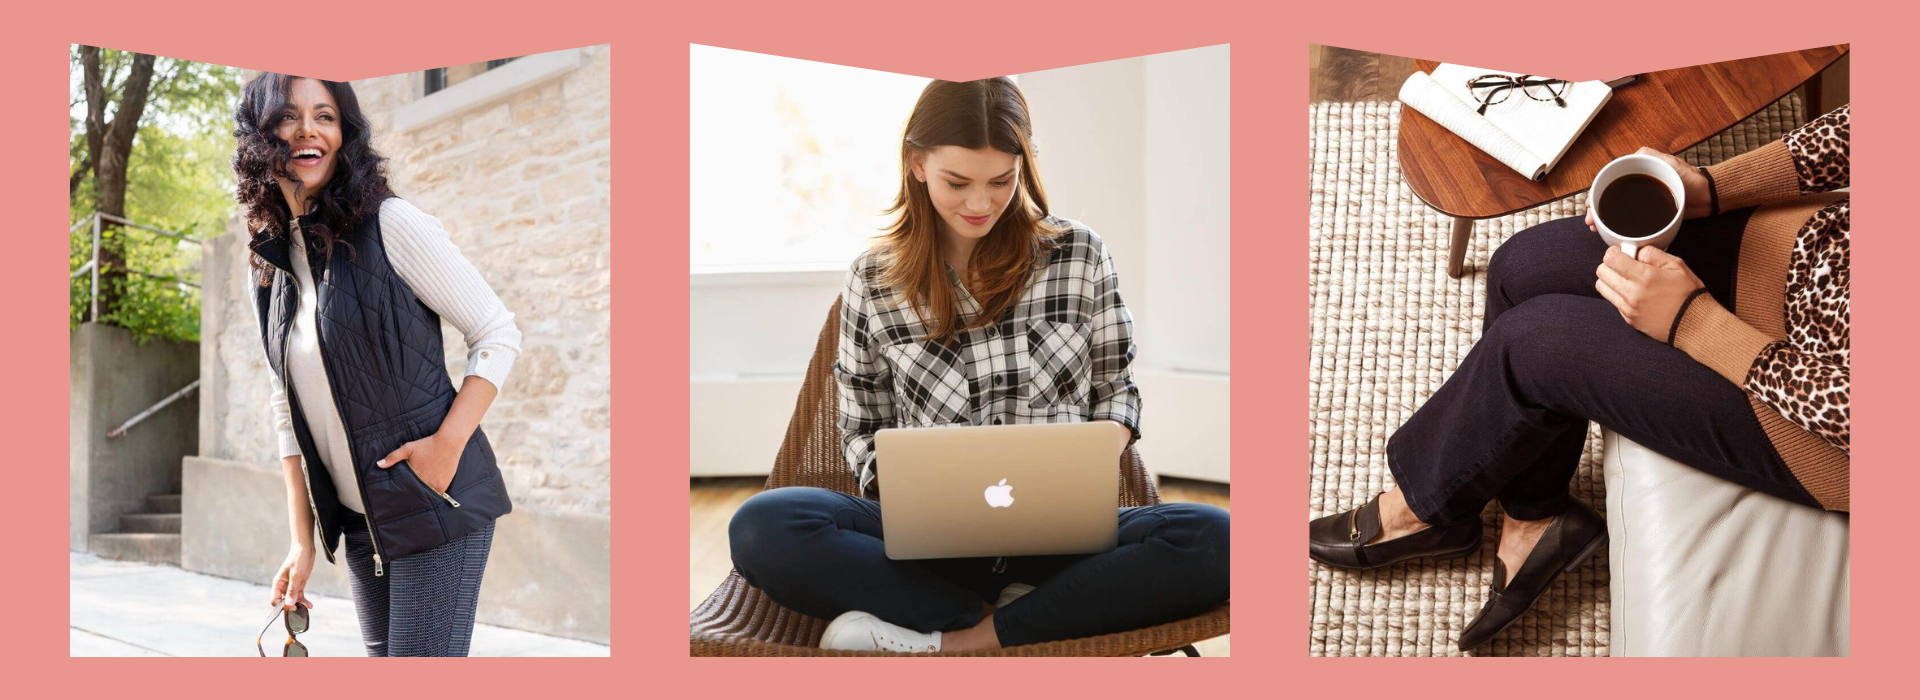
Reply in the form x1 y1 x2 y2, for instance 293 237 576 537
882 340 973 426
1025 319 1093 409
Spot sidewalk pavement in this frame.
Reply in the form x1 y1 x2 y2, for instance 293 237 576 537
71 553 610 657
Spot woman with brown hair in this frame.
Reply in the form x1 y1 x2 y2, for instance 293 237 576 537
727 77 1230 653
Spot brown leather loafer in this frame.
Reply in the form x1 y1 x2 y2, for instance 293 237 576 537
1457 499 1608 652
1308 492 1482 570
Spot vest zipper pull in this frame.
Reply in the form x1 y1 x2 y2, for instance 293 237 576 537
440 491 461 508
373 553 385 577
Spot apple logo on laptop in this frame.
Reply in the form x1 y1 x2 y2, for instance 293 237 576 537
984 479 1015 508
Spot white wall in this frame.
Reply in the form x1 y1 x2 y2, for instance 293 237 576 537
690 45 1231 483
1145 47 1232 374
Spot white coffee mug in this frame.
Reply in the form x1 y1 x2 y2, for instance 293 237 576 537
1588 154 1686 260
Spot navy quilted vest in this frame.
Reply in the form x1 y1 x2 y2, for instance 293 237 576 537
250 198 512 569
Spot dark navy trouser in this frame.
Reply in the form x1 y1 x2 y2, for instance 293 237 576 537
342 517 495 657
1387 211 1820 527
728 486 1229 647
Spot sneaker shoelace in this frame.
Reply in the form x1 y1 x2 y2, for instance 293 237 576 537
870 628 936 652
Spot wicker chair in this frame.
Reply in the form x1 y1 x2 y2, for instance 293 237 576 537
690 297 1230 656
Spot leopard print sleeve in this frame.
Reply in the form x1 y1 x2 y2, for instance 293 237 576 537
1745 341 1849 452
1785 104 1849 194
1743 198 1849 452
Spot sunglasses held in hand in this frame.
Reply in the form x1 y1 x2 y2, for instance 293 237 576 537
258 603 310 657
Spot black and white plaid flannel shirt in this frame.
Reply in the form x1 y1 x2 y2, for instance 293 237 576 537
834 217 1143 497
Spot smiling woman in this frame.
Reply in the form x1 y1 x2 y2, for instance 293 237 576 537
234 74 391 272
232 73 524 657
722 77 1230 655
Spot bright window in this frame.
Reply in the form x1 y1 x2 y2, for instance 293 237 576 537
689 45 936 273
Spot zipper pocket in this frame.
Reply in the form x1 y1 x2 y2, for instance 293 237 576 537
402 462 463 508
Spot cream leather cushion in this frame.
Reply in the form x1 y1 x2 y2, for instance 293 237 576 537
1602 429 1849 656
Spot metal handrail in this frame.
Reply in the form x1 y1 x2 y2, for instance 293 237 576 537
106 379 200 440
96 212 204 244
70 211 203 322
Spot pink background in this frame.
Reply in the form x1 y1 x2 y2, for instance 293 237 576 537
6 0 1908 689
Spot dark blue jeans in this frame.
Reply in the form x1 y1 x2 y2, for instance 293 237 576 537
728 486 1229 647
1387 212 1820 527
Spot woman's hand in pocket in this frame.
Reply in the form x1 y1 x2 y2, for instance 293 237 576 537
377 432 465 493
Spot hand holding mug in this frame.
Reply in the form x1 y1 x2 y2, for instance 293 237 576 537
1594 244 1706 341
1586 147 1712 234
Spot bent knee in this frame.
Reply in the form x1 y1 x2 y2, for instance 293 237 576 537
728 487 837 572
1488 217 1592 290
1148 503 1231 588
1485 295 1616 345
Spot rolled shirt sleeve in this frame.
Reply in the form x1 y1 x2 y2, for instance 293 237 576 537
1086 237 1143 442
834 255 896 496
379 197 524 392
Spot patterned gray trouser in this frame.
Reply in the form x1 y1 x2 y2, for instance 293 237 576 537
343 518 496 657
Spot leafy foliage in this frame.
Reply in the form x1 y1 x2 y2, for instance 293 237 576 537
70 47 242 344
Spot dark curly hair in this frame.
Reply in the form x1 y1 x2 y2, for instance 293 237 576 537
233 74 394 286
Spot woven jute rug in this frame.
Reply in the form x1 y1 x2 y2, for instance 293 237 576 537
1307 94 1803 657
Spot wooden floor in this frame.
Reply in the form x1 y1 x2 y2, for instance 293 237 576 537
1308 44 1849 108
690 476 1231 657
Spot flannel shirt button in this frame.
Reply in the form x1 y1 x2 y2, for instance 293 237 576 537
992 375 1003 386
992 416 1004 425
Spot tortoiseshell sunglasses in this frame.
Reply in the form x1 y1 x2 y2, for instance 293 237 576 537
257 603 310 657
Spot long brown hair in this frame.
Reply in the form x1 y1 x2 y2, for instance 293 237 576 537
875 77 1063 342
233 74 394 286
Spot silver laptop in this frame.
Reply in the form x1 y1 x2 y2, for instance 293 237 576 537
875 422 1129 560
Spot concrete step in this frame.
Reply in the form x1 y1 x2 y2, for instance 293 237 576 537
88 533 181 565
146 494 182 514
119 513 181 534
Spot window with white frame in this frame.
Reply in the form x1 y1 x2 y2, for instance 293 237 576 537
423 57 520 95
690 45 949 273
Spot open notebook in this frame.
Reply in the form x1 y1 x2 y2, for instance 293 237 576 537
1398 64 1615 181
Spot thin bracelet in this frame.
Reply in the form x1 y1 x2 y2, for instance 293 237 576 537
1668 287 1713 346
1698 166 1719 217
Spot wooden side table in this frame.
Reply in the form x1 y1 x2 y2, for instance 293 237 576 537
1396 46 1848 278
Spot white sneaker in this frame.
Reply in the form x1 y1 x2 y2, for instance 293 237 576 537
995 583 1036 609
819 611 942 653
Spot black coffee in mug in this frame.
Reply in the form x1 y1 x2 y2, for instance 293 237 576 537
1597 173 1678 237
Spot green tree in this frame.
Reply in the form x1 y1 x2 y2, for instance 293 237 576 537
70 46 241 344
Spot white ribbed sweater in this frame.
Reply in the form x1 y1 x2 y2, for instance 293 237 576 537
266 197 523 513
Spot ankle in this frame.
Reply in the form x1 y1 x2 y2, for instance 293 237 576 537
1380 490 1428 534
944 613 1002 652
1502 513 1554 534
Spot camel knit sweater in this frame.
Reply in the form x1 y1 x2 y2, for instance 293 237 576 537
1673 104 1849 510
